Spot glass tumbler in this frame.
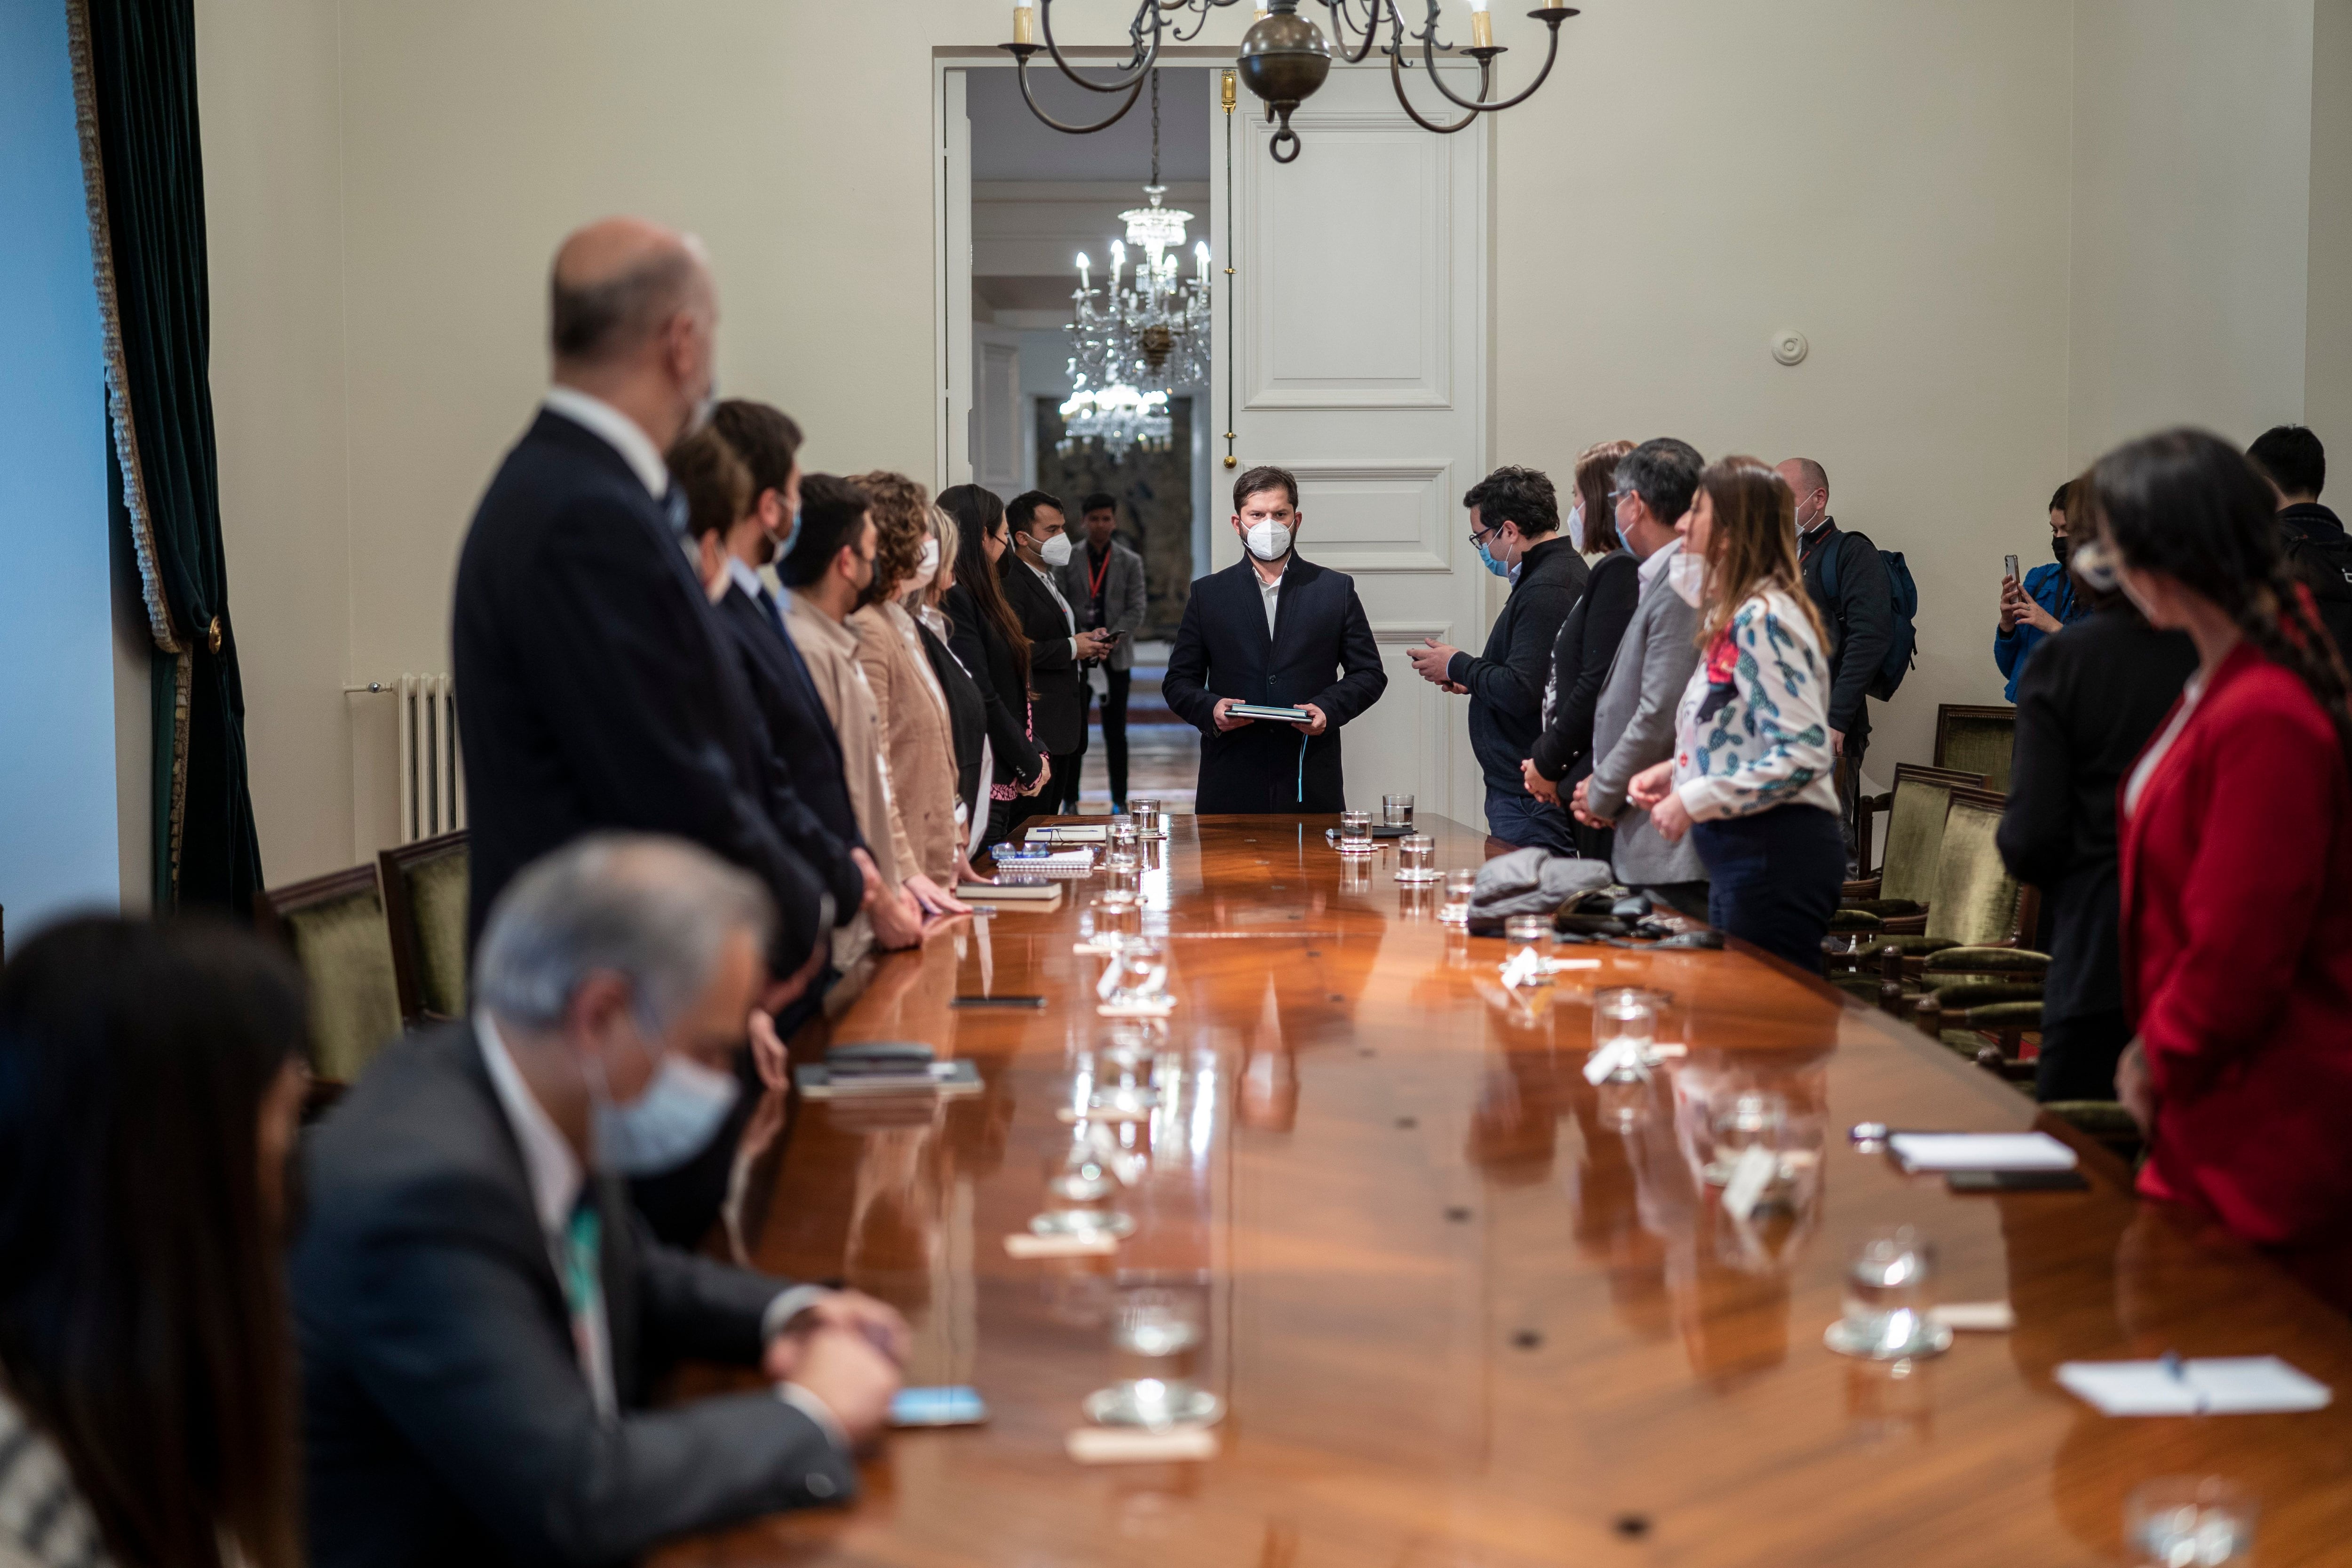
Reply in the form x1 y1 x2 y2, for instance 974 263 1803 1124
1395 832 1438 882
2126 1478 2256 1567
1504 913 1550 950
1085 1283 1221 1427
1338 810 1373 855
1703 1088 1788 1186
1093 891 1143 949
1131 798 1167 839
1103 850 1142 899
1108 817 1139 854
1824 1224 1951 1360
1591 987 1658 1078
1440 868 1477 925
1382 792 1415 829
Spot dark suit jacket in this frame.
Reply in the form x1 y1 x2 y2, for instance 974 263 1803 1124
1995 602 2195 1022
294 1025 853 1568
711 581 866 916
920 620 988 823
999 558 1087 755
1530 550 1640 784
452 410 826 965
1796 518 1894 747
1447 534 1588 795
1162 555 1388 813
941 583 1044 790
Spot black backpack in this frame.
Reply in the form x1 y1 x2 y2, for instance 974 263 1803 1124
2285 526 2352 659
1817 529 1917 701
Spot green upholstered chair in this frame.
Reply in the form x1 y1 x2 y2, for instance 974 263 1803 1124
255 865 404 1084
1843 765 1986 927
380 831 469 1026
1935 704 2017 793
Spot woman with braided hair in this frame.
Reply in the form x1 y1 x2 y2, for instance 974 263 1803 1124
2094 428 2352 1311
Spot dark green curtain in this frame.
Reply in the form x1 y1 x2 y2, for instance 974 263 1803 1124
77 0 263 915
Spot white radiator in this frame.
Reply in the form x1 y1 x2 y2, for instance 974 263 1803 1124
395 674 465 845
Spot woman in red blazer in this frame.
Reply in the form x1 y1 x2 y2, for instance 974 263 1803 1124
2096 429 2352 1310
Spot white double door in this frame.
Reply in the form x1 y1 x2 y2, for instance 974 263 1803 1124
1207 63 1494 827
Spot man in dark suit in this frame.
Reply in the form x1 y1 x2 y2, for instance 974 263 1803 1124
294 835 907 1567
999 491 1112 827
451 216 827 998
1780 457 1894 874
1163 465 1388 813
1058 492 1148 813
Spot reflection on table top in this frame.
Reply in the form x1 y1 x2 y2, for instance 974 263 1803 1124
660 814 2352 1568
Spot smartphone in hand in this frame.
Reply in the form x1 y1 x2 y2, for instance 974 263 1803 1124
2003 553 2020 585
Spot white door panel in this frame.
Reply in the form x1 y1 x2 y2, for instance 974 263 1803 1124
1212 65 1488 824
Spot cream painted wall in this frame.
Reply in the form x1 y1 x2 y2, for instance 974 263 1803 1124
2308 0 2352 446
2068 0 2316 466
196 0 356 883
1491 0 2074 773
194 0 2347 867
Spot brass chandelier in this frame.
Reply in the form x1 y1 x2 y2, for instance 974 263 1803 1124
1003 0 1579 164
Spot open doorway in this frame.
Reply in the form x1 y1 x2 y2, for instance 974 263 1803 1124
964 65 1215 814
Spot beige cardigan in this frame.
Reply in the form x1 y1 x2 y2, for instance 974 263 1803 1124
782 590 905 891
851 600 962 886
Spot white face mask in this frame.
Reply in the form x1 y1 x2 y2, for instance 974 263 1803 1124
1566 503 1585 552
1244 519 1293 562
1037 531 1073 569
1667 550 1706 608
903 537 940 595
589 1044 741 1176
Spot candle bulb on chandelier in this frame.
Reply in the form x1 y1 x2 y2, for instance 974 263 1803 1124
1469 0 1494 49
1195 240 1210 283
1110 239 1126 290
1013 0 1035 46
1077 252 1091 292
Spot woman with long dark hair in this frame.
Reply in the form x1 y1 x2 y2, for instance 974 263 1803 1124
0 917 311 1568
938 484 1048 851
1524 438 1640 859
1627 457 1844 971
2094 428 2352 1309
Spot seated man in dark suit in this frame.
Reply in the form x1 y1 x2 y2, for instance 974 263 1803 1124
998 491 1113 828
1163 464 1388 813
451 216 827 999
294 834 908 1568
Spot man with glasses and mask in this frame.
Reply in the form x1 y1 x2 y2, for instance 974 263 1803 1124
1406 466 1588 851
1001 491 1114 825
1164 465 1387 812
294 834 909 1568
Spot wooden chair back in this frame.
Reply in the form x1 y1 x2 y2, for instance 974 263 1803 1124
1935 704 2017 792
1923 786 2024 947
379 830 470 1026
1878 765 1984 903
254 865 403 1083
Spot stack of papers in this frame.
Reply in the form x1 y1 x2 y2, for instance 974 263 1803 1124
2057 1356 2332 1415
1887 1132 2077 1172
1026 824 1108 844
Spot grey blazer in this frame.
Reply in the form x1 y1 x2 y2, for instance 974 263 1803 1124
1585 549 1708 888
1060 539 1148 670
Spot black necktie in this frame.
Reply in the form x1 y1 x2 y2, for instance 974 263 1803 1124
755 584 789 640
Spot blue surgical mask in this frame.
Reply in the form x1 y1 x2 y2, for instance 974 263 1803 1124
1476 534 1512 579
591 1048 741 1176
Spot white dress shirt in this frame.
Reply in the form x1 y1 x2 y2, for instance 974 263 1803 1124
1025 557 1082 654
542 386 669 501
1638 536 1681 590
473 1012 843 1445
1254 562 1286 636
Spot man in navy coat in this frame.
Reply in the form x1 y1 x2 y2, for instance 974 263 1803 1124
1163 465 1387 813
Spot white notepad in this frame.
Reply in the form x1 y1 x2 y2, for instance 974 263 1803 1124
2056 1356 2332 1416
1887 1131 2077 1172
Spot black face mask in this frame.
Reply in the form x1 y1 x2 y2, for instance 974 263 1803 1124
2052 533 2073 567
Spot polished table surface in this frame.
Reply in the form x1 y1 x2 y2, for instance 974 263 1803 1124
661 814 2352 1567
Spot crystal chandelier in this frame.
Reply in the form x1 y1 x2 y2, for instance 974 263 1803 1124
1064 72 1213 401
1057 385 1174 458
1004 0 1577 165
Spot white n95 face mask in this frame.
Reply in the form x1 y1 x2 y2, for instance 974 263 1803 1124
1245 520 1293 562
1566 503 1585 552
591 1050 741 1176
1039 532 1073 569
1667 550 1706 608
904 537 940 594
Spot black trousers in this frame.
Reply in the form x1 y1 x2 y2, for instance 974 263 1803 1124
1691 804 1844 974
1079 667 1134 809
2036 1009 2132 1103
1024 751 1086 822
1835 739 1867 876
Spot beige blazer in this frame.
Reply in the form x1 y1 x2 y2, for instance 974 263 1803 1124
783 591 904 890
852 601 962 885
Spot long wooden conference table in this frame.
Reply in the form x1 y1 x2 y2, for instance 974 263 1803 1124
662 814 2352 1567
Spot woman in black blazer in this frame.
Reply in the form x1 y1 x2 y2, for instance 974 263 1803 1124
914 506 992 865
938 486 1046 851
1524 441 1641 858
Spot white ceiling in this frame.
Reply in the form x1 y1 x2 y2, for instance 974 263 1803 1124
968 65 1213 184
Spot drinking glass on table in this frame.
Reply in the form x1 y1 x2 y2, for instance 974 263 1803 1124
1591 987 1658 1080
1504 914 1550 951
1395 832 1438 883
1108 817 1139 854
1440 868 1477 925
1338 810 1373 855
2126 1477 2256 1567
1825 1224 1950 1360
1382 793 1415 829
1131 798 1167 839
1085 1282 1221 1427
1093 891 1143 950
1703 1088 1788 1186
1103 850 1142 899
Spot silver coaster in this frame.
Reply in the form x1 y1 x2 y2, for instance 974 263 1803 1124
1083 1384 1224 1428
1029 1210 1136 1241
1822 1318 1953 1361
